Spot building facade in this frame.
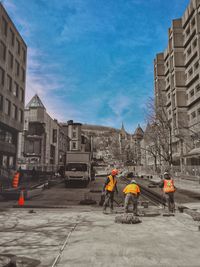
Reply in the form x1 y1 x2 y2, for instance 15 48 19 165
0 3 27 169
152 0 200 173
18 95 68 170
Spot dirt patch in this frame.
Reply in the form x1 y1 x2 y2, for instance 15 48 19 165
0 254 40 267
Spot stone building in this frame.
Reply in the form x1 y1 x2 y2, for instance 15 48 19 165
131 125 144 166
0 3 27 169
18 95 68 170
153 0 200 172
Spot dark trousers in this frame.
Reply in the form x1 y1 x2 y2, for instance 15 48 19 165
165 192 175 212
103 190 114 210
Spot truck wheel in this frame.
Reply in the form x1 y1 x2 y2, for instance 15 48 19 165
65 181 69 188
83 181 88 188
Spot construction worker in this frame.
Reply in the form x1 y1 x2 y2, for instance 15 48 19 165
102 169 119 213
123 179 140 215
159 172 176 213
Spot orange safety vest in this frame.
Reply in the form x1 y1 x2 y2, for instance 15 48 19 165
105 175 117 192
163 179 175 193
12 172 20 188
123 183 140 195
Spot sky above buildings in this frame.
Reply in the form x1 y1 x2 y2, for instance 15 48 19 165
3 0 190 133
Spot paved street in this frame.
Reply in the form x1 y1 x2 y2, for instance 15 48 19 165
0 207 200 267
0 176 200 266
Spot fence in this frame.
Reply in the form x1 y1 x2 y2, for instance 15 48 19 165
140 164 200 179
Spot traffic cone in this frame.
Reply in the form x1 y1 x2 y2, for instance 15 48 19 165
18 190 25 206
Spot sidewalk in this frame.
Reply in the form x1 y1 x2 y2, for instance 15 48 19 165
0 207 200 266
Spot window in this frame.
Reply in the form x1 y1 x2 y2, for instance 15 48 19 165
16 39 20 55
196 84 200 93
198 108 200 115
186 27 190 36
168 93 170 99
72 131 76 138
15 60 20 76
190 89 194 97
0 95 3 111
194 61 199 70
2 17 8 36
22 47 26 63
193 39 197 48
191 18 195 27
0 41 6 61
20 88 24 102
19 109 23 123
5 99 11 116
53 129 57 143
8 52 13 69
0 67 5 86
9 28 15 46
187 47 192 56
188 68 193 76
72 142 77 149
7 75 12 92
21 67 25 82
13 82 19 97
191 111 196 119
12 104 18 120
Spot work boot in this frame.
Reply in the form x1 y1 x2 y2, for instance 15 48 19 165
103 207 107 214
110 208 114 214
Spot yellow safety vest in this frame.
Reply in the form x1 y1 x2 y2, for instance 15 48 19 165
163 179 175 193
123 184 140 195
105 175 117 192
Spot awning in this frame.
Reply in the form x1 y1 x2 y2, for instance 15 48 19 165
185 147 200 157
188 147 200 156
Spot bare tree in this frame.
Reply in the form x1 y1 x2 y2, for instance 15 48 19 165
144 97 173 168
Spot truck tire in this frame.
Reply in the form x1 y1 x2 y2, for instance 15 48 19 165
83 180 88 188
65 181 69 188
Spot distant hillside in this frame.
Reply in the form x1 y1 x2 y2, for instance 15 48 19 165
82 124 120 133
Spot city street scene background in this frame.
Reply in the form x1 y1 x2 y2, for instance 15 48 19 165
0 0 200 267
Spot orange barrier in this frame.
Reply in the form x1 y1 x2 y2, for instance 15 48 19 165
18 190 25 206
12 172 20 188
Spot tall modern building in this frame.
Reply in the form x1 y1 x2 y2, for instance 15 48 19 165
0 3 27 168
154 0 200 170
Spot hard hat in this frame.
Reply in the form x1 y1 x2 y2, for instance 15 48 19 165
131 179 137 183
111 169 118 176
164 172 169 175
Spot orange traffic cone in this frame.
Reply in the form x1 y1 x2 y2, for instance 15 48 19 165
18 190 25 206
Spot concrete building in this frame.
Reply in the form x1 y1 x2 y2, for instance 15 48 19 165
0 3 27 169
152 0 200 173
18 95 68 170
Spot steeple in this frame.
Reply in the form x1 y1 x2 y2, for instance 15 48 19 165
26 94 45 109
133 124 144 139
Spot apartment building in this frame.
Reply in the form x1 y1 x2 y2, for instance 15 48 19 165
153 0 200 170
0 3 27 168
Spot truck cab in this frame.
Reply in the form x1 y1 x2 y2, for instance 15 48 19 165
65 162 91 187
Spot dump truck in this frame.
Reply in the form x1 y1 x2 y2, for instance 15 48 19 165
64 152 94 187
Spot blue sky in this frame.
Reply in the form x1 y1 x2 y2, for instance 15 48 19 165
3 0 190 133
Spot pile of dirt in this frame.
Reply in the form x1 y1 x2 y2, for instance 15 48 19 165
115 214 142 224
